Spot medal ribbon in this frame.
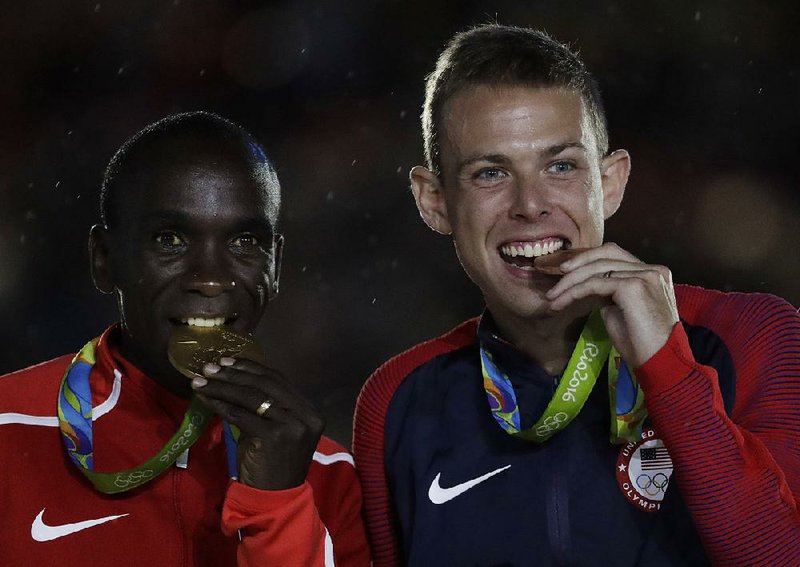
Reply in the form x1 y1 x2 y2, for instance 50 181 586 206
58 337 216 494
480 311 647 444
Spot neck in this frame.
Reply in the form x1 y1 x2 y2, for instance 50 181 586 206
117 337 193 399
490 305 590 376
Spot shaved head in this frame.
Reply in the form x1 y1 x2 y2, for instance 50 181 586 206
100 112 280 231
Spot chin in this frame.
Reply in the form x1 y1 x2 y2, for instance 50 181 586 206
484 288 551 321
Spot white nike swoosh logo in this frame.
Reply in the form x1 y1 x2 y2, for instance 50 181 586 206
31 508 129 542
428 464 511 505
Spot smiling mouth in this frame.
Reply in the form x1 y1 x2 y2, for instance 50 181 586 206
171 316 236 328
499 238 570 271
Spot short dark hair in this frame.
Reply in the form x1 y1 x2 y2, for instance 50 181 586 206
422 24 609 176
100 111 280 228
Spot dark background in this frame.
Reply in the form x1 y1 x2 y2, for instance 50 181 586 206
1 1 798 445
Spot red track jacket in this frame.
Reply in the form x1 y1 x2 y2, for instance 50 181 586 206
0 328 369 566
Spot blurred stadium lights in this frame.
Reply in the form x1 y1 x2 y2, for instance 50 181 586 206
694 174 783 269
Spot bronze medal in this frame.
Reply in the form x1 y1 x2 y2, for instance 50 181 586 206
533 247 588 275
168 325 265 379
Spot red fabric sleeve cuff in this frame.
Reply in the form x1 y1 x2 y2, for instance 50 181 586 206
222 480 316 534
634 322 698 398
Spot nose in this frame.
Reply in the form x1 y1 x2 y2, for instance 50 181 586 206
181 243 237 297
509 175 551 221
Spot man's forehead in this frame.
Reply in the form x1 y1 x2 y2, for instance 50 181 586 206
443 85 584 124
118 161 273 219
440 85 595 155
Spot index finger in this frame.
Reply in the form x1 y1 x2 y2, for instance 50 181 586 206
560 242 639 271
213 357 293 388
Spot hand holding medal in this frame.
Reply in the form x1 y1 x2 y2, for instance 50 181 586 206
172 325 325 491
544 242 679 368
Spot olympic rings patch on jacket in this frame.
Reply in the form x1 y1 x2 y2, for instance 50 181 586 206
616 428 674 513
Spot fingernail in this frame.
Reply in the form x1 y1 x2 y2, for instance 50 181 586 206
192 377 208 388
203 362 221 375
219 357 236 366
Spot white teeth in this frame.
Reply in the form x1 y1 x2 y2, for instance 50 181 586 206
181 317 226 327
500 239 565 259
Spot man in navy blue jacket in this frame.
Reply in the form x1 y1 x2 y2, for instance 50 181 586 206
353 24 800 566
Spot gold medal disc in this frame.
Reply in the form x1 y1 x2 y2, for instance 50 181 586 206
168 325 265 379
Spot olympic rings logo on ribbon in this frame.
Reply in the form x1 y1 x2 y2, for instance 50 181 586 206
635 472 670 496
113 469 156 489
535 411 569 437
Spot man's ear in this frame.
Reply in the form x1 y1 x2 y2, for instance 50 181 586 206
89 224 115 294
267 233 284 301
409 165 453 235
600 149 631 220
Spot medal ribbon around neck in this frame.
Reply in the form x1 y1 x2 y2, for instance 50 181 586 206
480 310 647 444
58 337 217 494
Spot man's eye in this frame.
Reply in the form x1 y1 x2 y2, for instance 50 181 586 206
474 168 508 181
230 235 260 250
547 161 575 174
154 232 184 248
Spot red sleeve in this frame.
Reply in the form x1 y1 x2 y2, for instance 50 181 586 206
221 442 371 567
307 441 372 567
222 481 333 567
635 290 800 565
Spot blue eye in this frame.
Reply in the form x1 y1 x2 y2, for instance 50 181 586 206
475 168 507 180
547 161 575 174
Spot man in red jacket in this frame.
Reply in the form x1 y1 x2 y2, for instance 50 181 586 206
0 112 369 566
354 24 800 566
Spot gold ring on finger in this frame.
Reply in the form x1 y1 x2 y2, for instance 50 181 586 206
255 399 273 417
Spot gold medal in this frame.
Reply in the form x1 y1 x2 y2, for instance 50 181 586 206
168 325 265 379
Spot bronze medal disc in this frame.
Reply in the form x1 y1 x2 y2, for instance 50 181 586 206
533 247 589 275
168 325 265 379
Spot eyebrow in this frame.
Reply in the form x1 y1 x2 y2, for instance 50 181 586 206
544 141 587 156
456 142 587 173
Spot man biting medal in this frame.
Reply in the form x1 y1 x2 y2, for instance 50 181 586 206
0 112 369 566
